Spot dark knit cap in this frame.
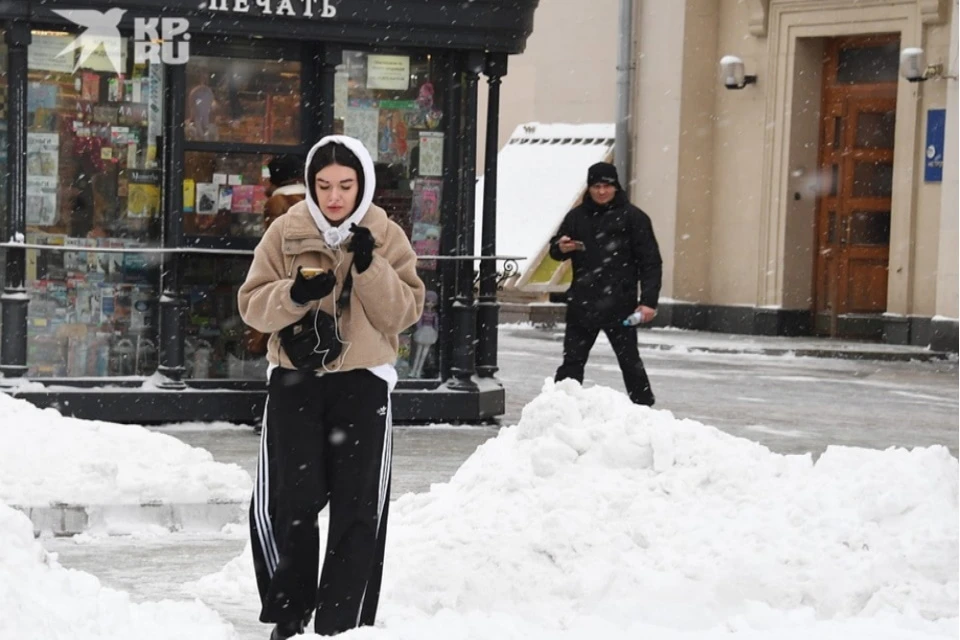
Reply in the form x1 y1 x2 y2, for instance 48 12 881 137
268 154 304 186
587 162 621 188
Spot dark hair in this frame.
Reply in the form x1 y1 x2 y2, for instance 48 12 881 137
267 154 304 186
307 142 365 214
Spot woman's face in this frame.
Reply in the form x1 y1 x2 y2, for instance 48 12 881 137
314 163 359 222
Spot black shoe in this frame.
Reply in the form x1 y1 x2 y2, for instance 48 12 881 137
269 620 304 640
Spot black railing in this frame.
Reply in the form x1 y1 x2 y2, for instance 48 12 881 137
471 257 520 292
0 242 523 267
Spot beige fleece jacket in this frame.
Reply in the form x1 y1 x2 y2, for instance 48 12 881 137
237 200 425 372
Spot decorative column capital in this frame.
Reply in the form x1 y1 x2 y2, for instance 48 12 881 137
463 51 485 76
5 22 31 48
919 0 949 24
747 0 770 37
485 52 509 79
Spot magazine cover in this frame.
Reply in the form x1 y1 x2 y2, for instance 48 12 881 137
26 133 59 226
252 185 268 213
231 185 255 213
418 132 444 177
118 103 149 127
411 222 441 270
126 170 160 219
81 72 100 102
196 183 218 215
377 108 410 165
183 179 196 213
217 185 233 212
412 178 442 225
76 281 103 325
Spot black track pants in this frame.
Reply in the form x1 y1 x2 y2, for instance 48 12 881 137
250 367 393 636
555 322 655 406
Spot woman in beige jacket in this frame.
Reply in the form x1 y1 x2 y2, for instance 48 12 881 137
238 135 424 640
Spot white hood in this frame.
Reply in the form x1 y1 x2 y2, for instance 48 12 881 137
303 134 377 247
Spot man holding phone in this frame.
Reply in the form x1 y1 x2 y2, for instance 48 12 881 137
549 162 662 406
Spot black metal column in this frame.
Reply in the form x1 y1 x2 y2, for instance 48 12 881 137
0 23 30 379
438 54 462 382
157 64 187 387
476 53 508 378
317 44 342 137
448 52 484 391
301 43 321 145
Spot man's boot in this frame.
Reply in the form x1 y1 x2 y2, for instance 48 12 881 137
269 619 304 640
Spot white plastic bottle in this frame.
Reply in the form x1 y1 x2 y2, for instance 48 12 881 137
622 311 644 327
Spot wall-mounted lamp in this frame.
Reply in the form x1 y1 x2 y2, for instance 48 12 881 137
900 47 957 82
719 55 757 90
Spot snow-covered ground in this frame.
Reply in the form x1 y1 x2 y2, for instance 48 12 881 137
190 379 958 638
0 392 250 507
2 379 956 639
0 503 238 639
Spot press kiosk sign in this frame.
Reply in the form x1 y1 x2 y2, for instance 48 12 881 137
206 0 338 18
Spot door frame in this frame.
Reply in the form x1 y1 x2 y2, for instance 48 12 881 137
757 2 922 317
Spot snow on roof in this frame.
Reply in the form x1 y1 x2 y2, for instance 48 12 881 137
507 121 617 141
474 123 615 271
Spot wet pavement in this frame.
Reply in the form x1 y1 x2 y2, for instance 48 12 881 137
497 326 958 457
42 326 958 639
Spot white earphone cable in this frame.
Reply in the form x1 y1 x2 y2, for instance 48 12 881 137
311 247 352 374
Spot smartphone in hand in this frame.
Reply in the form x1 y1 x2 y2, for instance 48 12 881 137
300 267 327 279
572 241 586 251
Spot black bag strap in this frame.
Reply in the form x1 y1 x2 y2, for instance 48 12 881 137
335 259 354 320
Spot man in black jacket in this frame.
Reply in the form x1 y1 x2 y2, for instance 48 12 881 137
550 162 662 406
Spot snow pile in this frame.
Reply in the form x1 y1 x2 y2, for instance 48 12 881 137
0 393 251 506
0 503 237 640
193 380 958 638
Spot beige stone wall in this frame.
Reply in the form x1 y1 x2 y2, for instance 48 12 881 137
632 0 688 302
935 0 959 319
629 0 957 319
632 0 720 302
477 0 618 171
708 0 769 306
904 7 956 316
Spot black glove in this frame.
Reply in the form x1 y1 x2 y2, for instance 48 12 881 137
348 224 375 273
289 267 337 305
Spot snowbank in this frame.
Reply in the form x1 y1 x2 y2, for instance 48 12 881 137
0 503 237 639
193 380 958 639
0 393 251 506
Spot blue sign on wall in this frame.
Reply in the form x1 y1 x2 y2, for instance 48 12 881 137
925 109 946 183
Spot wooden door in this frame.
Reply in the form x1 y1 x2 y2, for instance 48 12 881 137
814 36 898 332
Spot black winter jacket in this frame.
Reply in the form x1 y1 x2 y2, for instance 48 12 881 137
549 192 662 328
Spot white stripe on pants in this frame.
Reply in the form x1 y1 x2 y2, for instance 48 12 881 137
253 398 280 576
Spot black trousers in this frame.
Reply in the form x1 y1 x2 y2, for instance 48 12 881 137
250 367 393 636
555 322 655 406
